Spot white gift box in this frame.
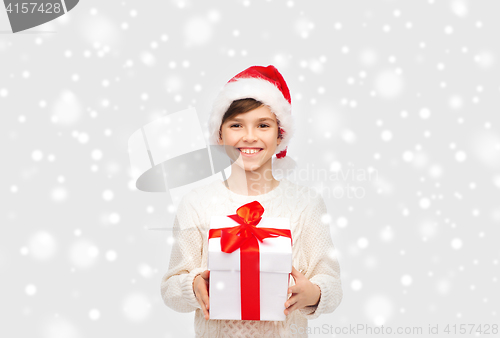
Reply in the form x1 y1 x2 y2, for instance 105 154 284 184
207 215 292 321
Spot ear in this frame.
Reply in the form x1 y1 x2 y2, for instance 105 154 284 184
217 130 222 145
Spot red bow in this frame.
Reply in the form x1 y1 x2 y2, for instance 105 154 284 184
209 201 292 253
208 201 292 320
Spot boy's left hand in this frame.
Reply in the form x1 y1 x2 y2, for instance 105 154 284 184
284 266 321 315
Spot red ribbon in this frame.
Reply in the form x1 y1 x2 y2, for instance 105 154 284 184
208 201 292 320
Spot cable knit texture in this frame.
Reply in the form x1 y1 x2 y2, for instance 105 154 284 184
160 178 343 337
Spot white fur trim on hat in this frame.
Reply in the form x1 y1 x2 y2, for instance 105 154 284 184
208 77 295 156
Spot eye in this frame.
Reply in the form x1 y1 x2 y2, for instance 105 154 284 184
229 123 269 128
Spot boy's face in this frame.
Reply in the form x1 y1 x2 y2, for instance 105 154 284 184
218 105 281 172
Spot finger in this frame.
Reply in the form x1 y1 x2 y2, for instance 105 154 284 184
203 294 210 310
284 295 298 309
201 299 209 319
196 293 209 319
285 302 300 315
204 277 210 291
290 267 303 281
201 269 210 280
198 284 209 298
198 283 210 310
288 285 297 295
202 304 209 320
195 281 210 311
291 266 304 278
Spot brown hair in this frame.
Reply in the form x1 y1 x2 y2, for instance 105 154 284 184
218 98 282 141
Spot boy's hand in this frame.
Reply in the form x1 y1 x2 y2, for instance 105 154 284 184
193 270 210 320
284 266 321 316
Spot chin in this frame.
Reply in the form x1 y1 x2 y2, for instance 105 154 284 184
233 160 261 172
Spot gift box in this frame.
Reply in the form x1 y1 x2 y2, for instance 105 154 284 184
207 201 292 321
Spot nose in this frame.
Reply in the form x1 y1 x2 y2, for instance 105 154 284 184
242 128 257 142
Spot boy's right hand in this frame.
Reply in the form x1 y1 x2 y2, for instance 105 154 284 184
193 270 210 320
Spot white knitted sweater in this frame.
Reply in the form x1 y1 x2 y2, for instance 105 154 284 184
160 178 343 337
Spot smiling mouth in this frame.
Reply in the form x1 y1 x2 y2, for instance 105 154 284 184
238 148 263 155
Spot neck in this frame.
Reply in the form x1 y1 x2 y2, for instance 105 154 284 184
224 159 279 196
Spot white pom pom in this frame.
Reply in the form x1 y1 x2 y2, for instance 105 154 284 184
272 155 297 179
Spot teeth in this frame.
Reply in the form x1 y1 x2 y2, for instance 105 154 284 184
240 148 261 154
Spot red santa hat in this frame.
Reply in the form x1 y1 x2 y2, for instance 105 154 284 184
208 65 297 177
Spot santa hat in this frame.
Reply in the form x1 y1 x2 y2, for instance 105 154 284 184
208 65 297 177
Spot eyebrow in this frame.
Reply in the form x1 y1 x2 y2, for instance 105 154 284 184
227 117 276 122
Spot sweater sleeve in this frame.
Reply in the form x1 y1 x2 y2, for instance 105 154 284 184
297 194 343 320
160 194 205 313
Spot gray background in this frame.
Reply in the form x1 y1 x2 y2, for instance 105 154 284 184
1 0 499 337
